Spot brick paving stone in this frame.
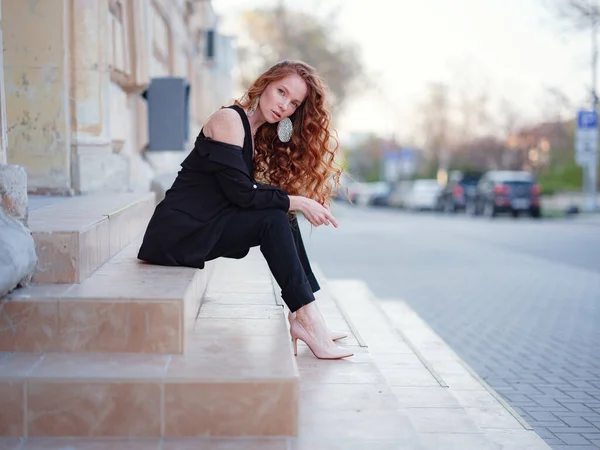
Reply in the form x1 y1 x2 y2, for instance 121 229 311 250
550 446 600 450
544 438 569 447
561 403 598 413
554 434 593 445
557 416 597 428
536 427 559 439
549 428 600 435
527 405 572 413
559 412 600 419
565 393 600 401
531 412 566 422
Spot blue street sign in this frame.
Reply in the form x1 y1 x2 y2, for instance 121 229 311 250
577 110 598 129
575 109 599 211
400 148 415 161
575 109 598 166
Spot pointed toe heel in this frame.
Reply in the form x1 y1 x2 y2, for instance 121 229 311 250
290 320 353 360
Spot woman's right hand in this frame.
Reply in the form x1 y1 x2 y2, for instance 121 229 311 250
289 196 338 228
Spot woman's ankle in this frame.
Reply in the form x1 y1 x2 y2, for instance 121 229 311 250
295 302 317 322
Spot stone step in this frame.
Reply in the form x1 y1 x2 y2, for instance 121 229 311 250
325 278 551 450
0 336 297 438
0 437 291 449
29 193 155 284
1 240 211 354
0 251 299 439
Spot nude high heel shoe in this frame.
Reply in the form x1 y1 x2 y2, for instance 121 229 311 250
288 311 348 341
290 320 354 360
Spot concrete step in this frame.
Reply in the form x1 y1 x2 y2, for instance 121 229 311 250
29 193 155 284
326 278 551 450
0 251 299 439
0 341 297 438
1 240 210 354
0 437 291 449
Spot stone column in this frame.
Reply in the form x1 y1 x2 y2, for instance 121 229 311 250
3 0 73 194
0 0 37 296
69 0 116 194
3 0 125 195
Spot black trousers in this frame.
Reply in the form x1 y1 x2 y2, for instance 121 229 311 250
205 209 320 312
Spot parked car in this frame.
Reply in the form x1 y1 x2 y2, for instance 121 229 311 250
353 182 389 207
369 183 394 207
388 181 414 209
436 171 483 213
405 179 442 211
466 170 541 218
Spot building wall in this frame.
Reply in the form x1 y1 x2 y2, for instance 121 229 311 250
2 0 235 195
3 0 72 194
0 0 6 165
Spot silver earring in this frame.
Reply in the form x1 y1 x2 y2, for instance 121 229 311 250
277 117 293 142
247 97 259 116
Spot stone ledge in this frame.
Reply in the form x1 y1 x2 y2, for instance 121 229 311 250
2 239 211 354
28 192 155 283
0 352 297 438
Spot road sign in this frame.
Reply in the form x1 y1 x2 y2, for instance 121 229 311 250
575 109 598 166
399 148 416 177
382 150 402 182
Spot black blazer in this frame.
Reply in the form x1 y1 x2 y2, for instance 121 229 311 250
137 130 290 269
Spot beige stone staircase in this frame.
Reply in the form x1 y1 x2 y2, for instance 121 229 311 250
0 193 298 441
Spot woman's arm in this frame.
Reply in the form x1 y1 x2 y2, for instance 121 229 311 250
203 109 290 211
289 195 338 228
288 195 307 212
215 169 290 211
203 109 245 146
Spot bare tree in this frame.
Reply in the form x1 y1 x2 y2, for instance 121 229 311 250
546 0 599 210
416 83 454 170
547 0 600 30
236 5 365 113
546 0 599 104
541 86 575 121
499 97 522 137
456 89 492 142
345 134 387 182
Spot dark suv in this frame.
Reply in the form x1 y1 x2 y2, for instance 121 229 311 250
467 170 541 218
436 171 483 213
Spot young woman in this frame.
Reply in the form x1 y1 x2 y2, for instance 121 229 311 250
138 60 353 360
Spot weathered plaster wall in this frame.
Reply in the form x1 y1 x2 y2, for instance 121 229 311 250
3 0 72 194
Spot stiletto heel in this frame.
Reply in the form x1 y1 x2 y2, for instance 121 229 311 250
290 320 353 360
288 311 348 341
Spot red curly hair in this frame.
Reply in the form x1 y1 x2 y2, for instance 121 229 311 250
235 60 344 206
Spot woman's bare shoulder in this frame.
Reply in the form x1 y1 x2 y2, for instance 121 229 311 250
203 108 245 147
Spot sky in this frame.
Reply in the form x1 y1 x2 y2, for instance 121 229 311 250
212 0 591 144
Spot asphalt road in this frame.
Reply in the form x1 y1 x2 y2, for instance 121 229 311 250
299 204 600 449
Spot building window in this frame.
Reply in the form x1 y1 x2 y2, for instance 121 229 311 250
109 0 131 78
151 0 174 75
108 0 150 93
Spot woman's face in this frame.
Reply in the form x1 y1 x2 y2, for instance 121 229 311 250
259 74 308 124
